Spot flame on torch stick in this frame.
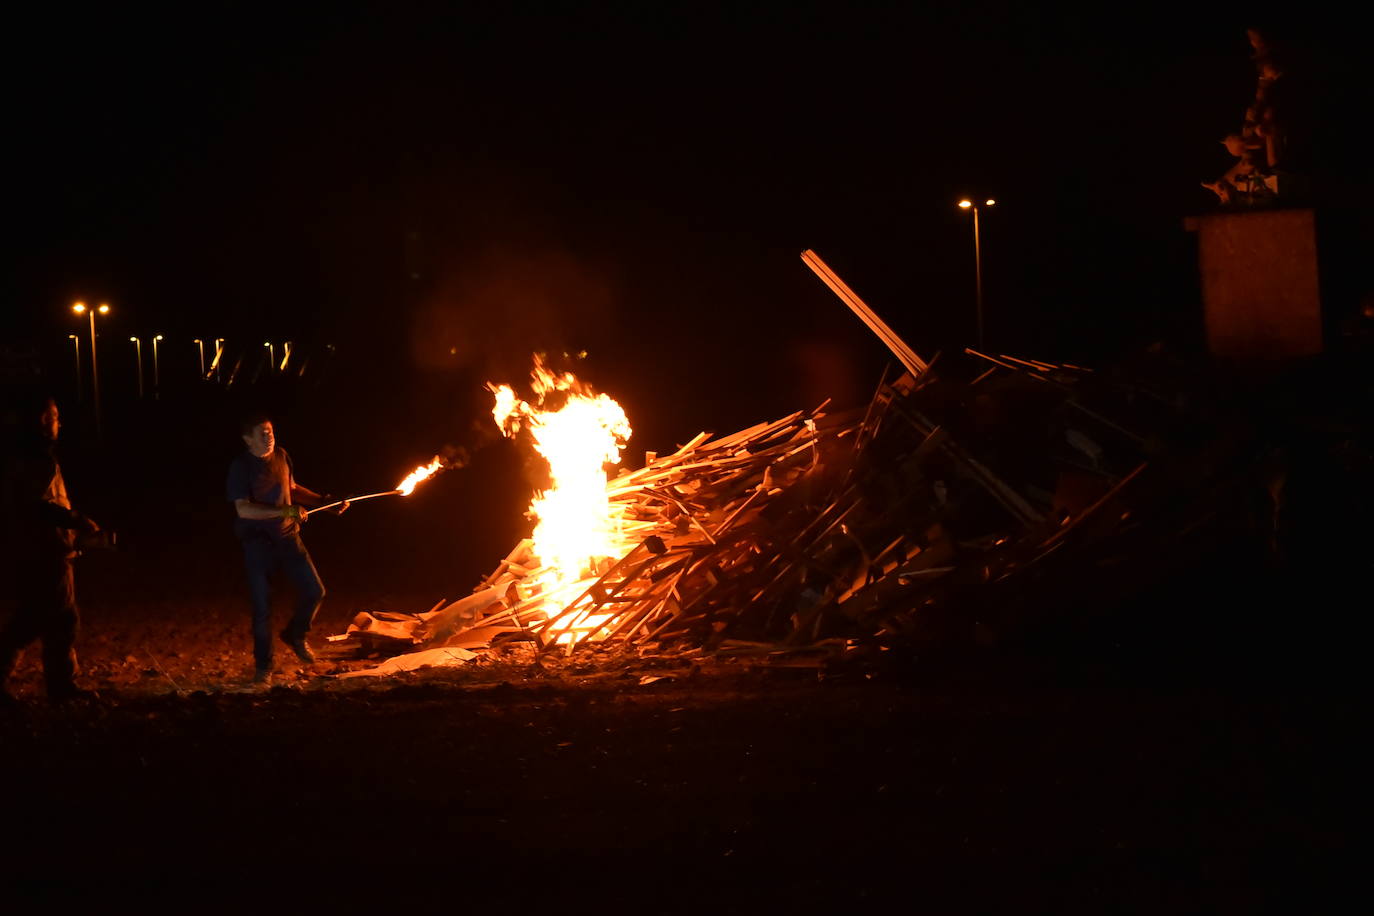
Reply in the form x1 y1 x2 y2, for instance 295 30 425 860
314 455 454 513
396 456 445 495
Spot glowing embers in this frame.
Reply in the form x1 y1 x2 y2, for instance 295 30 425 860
488 356 633 642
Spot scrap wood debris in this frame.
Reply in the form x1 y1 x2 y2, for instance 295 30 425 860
327 348 1285 676
327 251 1339 677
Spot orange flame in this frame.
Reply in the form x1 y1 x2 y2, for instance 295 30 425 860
396 456 445 496
489 356 632 643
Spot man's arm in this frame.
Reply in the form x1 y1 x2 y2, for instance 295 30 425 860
290 483 326 506
291 483 347 513
18 456 98 531
234 498 305 521
39 500 99 532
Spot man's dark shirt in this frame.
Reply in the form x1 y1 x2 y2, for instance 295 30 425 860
226 447 299 540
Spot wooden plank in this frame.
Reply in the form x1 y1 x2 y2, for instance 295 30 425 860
1039 461 1147 549
672 430 714 455
703 411 804 453
420 585 505 644
965 348 1027 373
801 249 928 375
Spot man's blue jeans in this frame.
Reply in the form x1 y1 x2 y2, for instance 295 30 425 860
241 533 325 671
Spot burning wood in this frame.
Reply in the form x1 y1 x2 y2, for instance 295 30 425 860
327 257 1288 677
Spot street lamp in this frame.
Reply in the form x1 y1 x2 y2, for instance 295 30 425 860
210 338 224 381
279 340 292 373
958 197 996 349
264 341 274 373
193 338 205 377
68 335 82 402
130 337 144 398
72 301 109 438
152 334 164 396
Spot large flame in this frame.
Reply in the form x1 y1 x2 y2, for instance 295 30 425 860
489 357 632 642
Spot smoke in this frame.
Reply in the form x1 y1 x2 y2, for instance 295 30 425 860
410 246 619 380
436 442 471 471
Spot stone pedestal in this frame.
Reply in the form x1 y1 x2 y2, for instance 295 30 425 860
1183 208 1323 365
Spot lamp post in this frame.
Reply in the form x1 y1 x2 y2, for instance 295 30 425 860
212 338 224 381
130 337 144 398
72 302 109 438
68 334 82 402
152 334 163 397
193 338 205 378
958 197 996 349
264 341 274 374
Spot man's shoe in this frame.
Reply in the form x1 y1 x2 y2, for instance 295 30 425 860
280 632 315 664
252 668 273 686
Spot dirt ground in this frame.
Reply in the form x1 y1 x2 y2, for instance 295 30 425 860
2 564 1356 911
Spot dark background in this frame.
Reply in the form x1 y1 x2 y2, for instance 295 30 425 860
2 1 1366 594
1 7 1364 902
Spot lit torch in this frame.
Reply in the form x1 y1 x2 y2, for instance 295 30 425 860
314 454 457 512
396 456 445 496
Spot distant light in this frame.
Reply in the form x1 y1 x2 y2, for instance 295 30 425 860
155 334 163 341
130 337 138 343
264 342 271 347
73 302 87 314
985 199 996 206
68 334 78 340
98 303 110 314
958 200 972 209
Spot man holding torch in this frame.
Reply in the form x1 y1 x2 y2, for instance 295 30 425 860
227 413 347 685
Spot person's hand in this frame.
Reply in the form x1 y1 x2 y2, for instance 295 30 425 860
334 499 350 516
283 504 309 522
321 495 349 515
80 515 101 534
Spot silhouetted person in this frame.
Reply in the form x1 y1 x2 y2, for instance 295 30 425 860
0 396 100 703
226 413 347 685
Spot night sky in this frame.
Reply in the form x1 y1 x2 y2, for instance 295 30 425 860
4 2 1362 449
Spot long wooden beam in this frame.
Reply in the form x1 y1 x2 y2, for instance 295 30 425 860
800 249 928 375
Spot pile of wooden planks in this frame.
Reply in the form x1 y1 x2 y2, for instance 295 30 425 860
326 399 861 666
326 342 1200 672
328 253 1296 674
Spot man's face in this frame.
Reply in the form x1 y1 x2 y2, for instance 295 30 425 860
243 421 275 458
40 401 60 441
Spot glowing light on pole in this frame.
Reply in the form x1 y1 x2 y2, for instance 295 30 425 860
130 337 144 398
194 338 205 377
73 302 109 438
152 334 163 397
68 334 82 402
264 341 274 373
212 338 224 381
958 197 996 349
